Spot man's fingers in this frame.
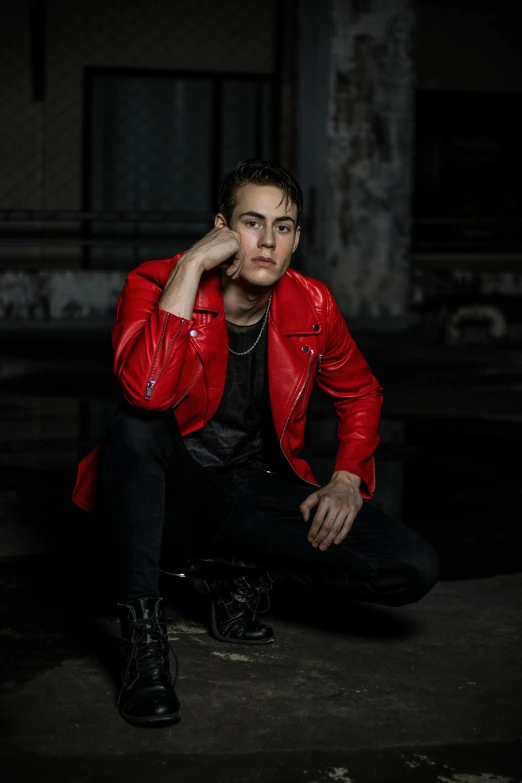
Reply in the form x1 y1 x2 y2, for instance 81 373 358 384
226 261 241 278
225 252 244 278
308 498 336 544
312 502 360 549
312 512 345 552
333 517 353 546
305 494 329 534
312 508 346 550
232 246 245 275
300 492 319 522
305 486 362 547
334 510 356 544
332 506 360 545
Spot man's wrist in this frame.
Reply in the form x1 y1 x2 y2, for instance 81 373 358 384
178 249 206 276
159 250 205 318
331 470 362 489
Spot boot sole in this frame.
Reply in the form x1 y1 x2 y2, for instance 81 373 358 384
198 580 275 646
120 710 181 726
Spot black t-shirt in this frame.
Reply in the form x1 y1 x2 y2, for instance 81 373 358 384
183 315 284 472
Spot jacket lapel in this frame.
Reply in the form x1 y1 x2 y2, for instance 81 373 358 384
190 271 228 418
268 272 322 437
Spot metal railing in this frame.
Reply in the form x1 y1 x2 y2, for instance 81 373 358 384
0 210 215 268
412 217 522 253
0 209 214 247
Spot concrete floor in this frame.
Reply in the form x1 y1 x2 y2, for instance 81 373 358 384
1 559 521 782
1 327 522 782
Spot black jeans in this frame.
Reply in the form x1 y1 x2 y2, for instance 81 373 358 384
104 403 439 606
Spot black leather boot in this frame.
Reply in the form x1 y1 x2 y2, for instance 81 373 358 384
199 573 274 645
118 597 180 726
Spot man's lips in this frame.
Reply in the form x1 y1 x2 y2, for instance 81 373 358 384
251 256 276 266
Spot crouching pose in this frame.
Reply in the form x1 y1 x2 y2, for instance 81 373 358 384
73 160 438 726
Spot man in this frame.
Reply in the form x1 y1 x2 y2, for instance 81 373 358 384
73 160 438 727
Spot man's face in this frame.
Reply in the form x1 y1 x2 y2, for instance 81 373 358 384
215 183 300 288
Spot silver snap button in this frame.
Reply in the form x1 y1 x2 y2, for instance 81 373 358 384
190 329 198 337
302 345 309 353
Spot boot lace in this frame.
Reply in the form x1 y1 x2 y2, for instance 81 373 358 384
131 618 170 671
226 572 274 615
119 616 179 703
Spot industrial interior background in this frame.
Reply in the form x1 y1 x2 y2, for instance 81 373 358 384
0 1 521 782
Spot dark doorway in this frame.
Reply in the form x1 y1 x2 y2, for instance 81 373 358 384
83 68 276 268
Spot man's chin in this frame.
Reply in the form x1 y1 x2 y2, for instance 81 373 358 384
240 265 286 288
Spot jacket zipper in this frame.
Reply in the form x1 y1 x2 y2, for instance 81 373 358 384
144 316 184 401
296 352 323 418
172 362 202 408
279 349 320 487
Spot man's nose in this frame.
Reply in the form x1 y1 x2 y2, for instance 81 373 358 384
259 228 276 248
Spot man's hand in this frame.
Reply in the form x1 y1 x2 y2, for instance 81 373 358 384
184 226 244 279
300 471 363 550
160 226 244 319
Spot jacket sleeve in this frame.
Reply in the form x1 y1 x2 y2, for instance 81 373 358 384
112 263 197 410
315 289 383 498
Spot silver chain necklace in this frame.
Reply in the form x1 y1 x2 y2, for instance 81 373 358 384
228 294 272 356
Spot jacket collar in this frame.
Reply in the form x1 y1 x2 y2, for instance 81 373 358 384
192 267 320 335
270 271 320 335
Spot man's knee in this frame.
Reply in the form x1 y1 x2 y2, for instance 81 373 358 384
393 537 439 606
373 534 439 607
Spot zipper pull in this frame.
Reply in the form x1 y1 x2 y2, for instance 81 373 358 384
145 380 156 400
317 354 323 373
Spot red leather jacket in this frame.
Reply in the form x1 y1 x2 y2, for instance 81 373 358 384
72 252 383 511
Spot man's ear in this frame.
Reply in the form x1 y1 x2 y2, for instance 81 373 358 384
214 213 227 229
292 225 301 254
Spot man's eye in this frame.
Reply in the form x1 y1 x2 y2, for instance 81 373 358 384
246 220 259 228
277 225 290 232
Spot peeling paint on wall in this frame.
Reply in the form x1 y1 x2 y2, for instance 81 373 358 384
326 0 415 318
0 271 126 321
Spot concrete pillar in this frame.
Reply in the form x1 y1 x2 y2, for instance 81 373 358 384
298 0 415 321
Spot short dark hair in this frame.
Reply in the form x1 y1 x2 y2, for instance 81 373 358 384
219 159 303 227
